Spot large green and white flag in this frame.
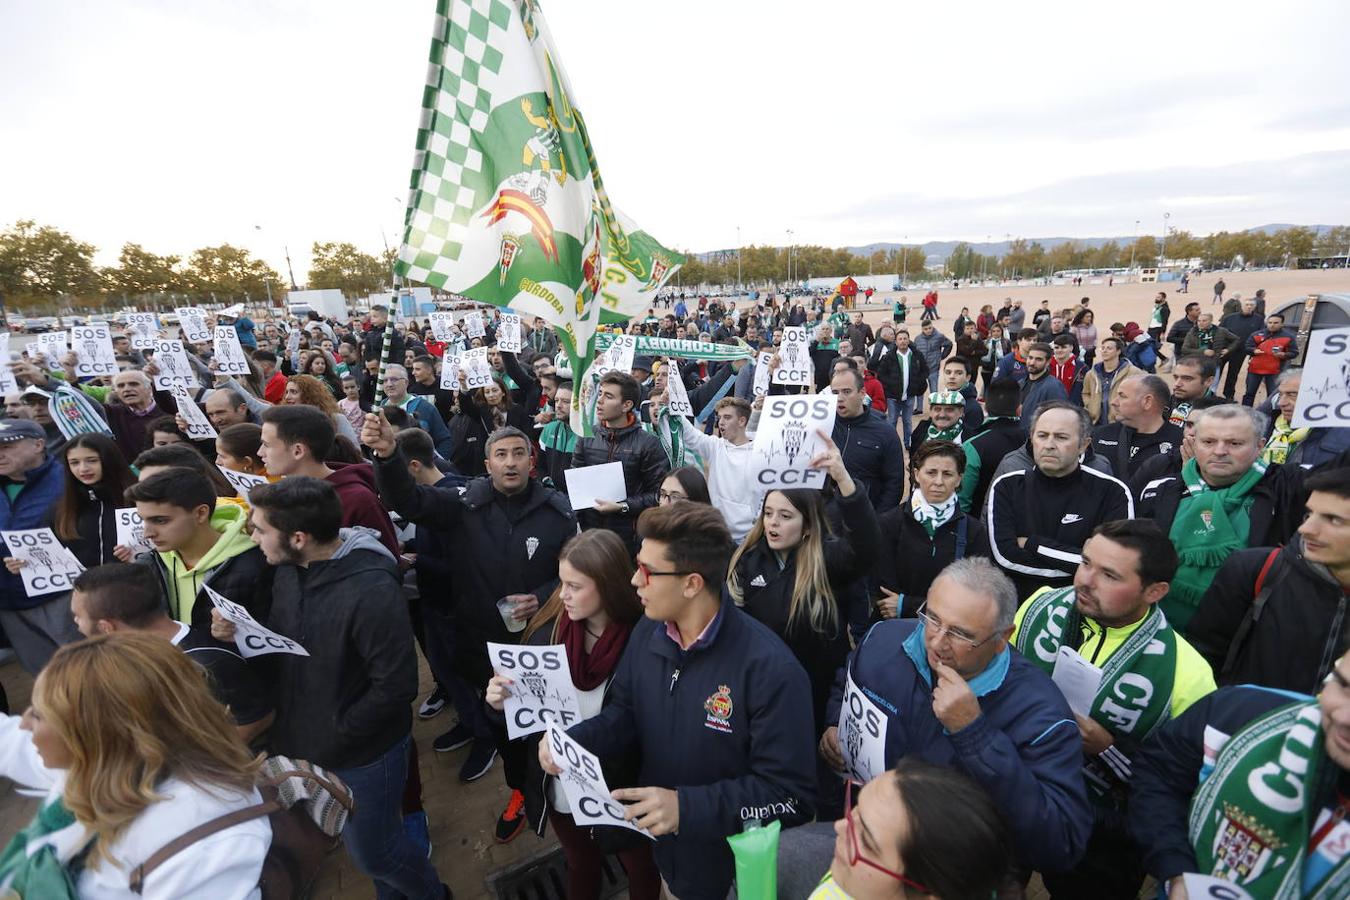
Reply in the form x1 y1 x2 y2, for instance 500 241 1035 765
396 0 683 431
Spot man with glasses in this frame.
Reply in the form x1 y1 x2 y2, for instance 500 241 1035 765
378 363 453 457
544 502 816 900
821 557 1091 877
1011 520 1216 899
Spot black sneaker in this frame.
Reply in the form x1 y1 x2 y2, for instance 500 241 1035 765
494 789 526 843
418 687 447 719
433 722 473 753
459 739 498 783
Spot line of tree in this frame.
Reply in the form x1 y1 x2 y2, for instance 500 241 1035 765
0 220 398 315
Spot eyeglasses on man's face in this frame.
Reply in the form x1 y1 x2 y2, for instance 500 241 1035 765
635 560 690 585
915 602 997 651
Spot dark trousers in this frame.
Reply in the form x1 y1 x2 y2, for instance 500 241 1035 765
1243 371 1279 407
1222 351 1246 398
547 809 662 900
1041 821 1145 900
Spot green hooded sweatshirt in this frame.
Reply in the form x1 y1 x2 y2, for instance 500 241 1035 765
158 503 257 623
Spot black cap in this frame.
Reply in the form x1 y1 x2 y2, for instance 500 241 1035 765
0 419 46 443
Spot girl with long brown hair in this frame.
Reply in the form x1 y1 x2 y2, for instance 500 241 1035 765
0 632 269 896
52 434 136 568
485 530 660 900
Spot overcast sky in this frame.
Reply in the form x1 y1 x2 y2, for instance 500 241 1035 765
4 0 1347 280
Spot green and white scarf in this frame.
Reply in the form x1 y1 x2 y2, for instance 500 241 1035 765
925 422 963 445
1166 458 1266 631
1188 700 1348 899
0 797 88 898
1195 327 1216 350
1014 587 1178 802
1149 305 1165 329
594 332 753 362
910 491 957 538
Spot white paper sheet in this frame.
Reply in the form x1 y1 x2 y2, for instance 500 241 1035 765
563 461 627 511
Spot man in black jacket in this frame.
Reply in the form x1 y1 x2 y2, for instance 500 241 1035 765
1188 466 1350 693
217 477 446 899
831 368 905 511
1090 375 1183 482
869 325 928 445
366 414 576 836
958 377 1023 513
572 371 668 550
1218 298 1262 398
987 403 1134 598
362 304 406 363
1163 302 1199 368
545 503 816 900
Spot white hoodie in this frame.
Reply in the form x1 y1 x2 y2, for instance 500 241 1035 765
676 420 764 543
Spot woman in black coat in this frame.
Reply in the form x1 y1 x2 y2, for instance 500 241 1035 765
52 434 137 568
873 440 990 622
726 436 880 733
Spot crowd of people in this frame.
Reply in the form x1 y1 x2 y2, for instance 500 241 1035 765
0 283 1345 900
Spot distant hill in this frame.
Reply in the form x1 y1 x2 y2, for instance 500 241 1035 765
698 224 1341 262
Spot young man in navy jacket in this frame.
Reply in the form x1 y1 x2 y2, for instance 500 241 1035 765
541 502 816 900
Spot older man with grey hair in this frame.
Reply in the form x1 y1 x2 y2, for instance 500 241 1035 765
378 363 454 457
1137 404 1308 632
104 368 175 460
820 557 1091 876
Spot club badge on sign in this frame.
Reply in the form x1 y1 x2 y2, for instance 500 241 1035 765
72 325 117 378
212 326 251 376
0 529 84 598
114 508 155 556
838 673 888 786
125 312 159 349
751 390 837 490
773 327 812 386
175 307 212 345
487 642 582 738
460 346 493 389
547 725 653 839
496 314 522 353
151 339 197 391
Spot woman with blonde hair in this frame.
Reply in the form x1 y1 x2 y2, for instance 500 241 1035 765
282 374 360 444
0 632 270 897
727 434 879 733
484 530 660 900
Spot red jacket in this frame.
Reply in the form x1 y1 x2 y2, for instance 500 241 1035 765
1247 331 1295 375
1050 357 1079 395
863 372 888 412
262 371 288 405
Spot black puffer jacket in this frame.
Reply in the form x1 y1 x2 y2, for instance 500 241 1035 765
869 344 928 402
1187 538 1348 694
731 488 880 732
571 415 668 544
372 450 576 685
1135 462 1307 550
874 498 990 618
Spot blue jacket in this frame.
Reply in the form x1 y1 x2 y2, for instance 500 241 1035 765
826 619 1092 874
402 395 454 458
233 316 257 349
831 408 905 510
0 455 67 610
567 603 817 900
995 351 1028 384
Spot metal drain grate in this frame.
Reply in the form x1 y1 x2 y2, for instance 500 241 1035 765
488 846 630 900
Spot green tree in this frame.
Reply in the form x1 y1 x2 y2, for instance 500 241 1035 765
0 220 101 307
308 241 390 298
184 244 281 302
103 243 183 299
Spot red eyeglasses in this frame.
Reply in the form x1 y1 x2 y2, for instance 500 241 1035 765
844 780 929 893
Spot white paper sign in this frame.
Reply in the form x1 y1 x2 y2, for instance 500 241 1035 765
464 311 485 339
592 336 636 379
751 390 837 489
175 307 212 344
205 584 309 658
753 351 773 398
839 673 888 785
460 346 493 389
212 326 251 375
495 314 522 353
1181 874 1253 900
0 336 17 394
285 328 302 355
219 467 269 501
0 529 83 598
114 508 155 555
564 461 626 511
37 331 69 365
1051 646 1104 717
71 325 116 377
773 326 812 386
547 725 653 838
170 383 217 439
439 352 461 390
125 312 159 349
150 339 197 391
487 642 582 739
428 312 457 342
1291 326 1350 428
664 364 693 418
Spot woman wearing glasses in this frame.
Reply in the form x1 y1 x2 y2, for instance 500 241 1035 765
873 441 989 622
657 466 710 506
483 530 661 900
807 760 1013 900
727 434 880 732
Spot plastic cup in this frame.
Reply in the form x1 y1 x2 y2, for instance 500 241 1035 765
497 597 527 633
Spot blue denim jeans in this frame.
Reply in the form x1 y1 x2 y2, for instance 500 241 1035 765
333 734 443 900
887 397 915 448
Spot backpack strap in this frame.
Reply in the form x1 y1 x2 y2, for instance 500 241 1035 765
128 798 279 894
953 515 969 561
1219 547 1283 682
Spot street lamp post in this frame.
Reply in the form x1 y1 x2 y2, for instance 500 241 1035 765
736 226 742 294
1160 212 1170 268
786 230 794 286
1129 219 1140 274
